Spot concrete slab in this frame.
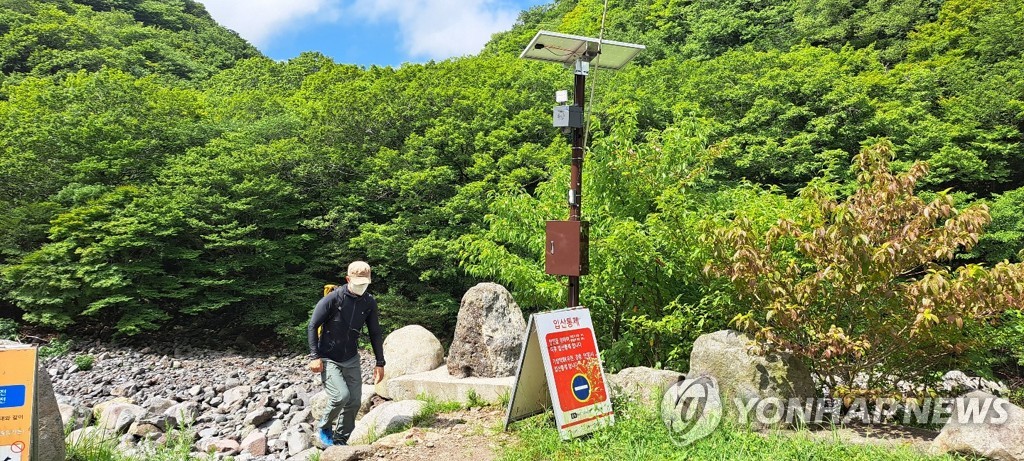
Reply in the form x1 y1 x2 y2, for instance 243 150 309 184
385 366 514 404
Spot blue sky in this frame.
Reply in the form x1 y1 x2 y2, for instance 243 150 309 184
197 0 550 67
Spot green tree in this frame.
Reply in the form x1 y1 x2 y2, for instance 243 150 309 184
707 141 1024 396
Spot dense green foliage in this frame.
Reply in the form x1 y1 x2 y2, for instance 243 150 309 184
0 0 257 83
1 0 1022 388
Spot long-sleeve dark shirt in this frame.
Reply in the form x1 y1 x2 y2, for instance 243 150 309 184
307 284 385 366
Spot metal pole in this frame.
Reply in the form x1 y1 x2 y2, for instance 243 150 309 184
568 68 585 308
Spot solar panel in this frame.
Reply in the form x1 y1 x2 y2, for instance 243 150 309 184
519 30 645 70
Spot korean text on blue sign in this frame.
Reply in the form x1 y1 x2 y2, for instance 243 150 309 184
0 385 26 408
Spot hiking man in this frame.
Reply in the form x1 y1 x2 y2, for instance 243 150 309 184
307 260 386 446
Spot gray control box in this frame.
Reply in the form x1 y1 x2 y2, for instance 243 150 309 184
553 105 583 128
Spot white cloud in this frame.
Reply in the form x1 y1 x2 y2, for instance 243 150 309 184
197 0 337 47
347 0 521 60
198 0 525 61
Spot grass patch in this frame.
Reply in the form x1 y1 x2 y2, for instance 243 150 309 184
466 389 487 408
500 402 963 461
413 393 468 426
74 354 95 371
66 422 202 461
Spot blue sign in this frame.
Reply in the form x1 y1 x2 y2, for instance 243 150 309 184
571 374 591 402
0 385 26 408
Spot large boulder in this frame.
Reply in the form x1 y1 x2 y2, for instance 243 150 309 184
91 397 132 420
58 402 92 430
98 402 148 434
163 400 200 429
374 326 444 399
661 377 723 446
66 426 114 447
932 391 1024 461
0 340 66 461
687 330 815 423
610 366 685 406
347 400 427 445
446 283 527 378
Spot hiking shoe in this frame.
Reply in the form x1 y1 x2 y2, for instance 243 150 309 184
316 428 334 448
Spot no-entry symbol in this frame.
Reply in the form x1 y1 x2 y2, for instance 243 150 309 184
571 374 591 401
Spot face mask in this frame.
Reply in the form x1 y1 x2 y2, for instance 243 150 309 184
349 282 369 296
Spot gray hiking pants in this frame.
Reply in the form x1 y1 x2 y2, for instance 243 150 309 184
318 355 362 443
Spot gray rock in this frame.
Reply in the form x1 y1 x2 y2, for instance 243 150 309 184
291 407 312 426
284 426 312 455
267 419 286 438
687 330 816 424
322 444 373 461
241 429 268 455
198 437 241 455
58 402 92 430
358 385 375 415
289 447 321 461
198 427 218 438
348 400 427 445
163 401 199 428
269 438 289 453
932 391 1024 461
90 396 129 417
246 407 275 426
110 380 138 397
224 385 252 407
141 396 177 415
98 402 147 434
66 426 113 448
610 366 685 406
310 391 329 424
942 370 1010 396
128 421 163 439
446 283 527 378
282 386 299 403
139 414 169 432
374 326 444 399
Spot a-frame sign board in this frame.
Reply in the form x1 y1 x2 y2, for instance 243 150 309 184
505 307 614 439
0 343 38 461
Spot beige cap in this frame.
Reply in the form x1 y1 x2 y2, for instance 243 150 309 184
347 261 372 285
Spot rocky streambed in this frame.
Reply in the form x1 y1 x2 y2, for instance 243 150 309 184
46 340 379 460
